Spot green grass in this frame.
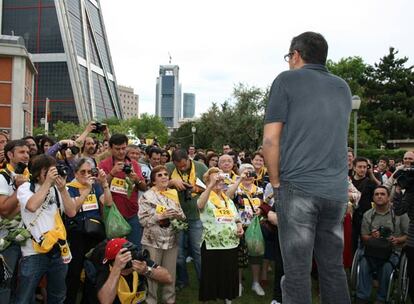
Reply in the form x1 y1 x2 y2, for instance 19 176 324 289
175 262 320 303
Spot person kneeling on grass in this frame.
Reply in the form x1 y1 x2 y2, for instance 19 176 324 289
96 238 172 304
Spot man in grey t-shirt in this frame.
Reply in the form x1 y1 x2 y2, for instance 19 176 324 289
263 32 352 304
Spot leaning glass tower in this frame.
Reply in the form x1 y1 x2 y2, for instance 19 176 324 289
1 0 123 127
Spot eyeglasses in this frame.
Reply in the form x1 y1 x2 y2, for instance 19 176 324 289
156 172 169 178
284 52 294 62
79 170 92 175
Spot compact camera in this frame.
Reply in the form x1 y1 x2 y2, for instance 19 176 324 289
90 167 99 177
246 171 257 178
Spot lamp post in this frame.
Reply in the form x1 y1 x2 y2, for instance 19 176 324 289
352 95 361 157
191 125 196 146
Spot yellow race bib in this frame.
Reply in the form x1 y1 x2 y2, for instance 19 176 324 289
213 208 234 223
110 177 127 195
82 194 99 211
155 205 167 214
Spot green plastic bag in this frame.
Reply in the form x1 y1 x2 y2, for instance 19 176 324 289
245 216 265 256
103 204 131 239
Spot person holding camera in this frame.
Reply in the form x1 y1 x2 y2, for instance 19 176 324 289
64 157 114 303
15 154 76 303
231 163 265 296
197 167 244 303
46 139 80 181
138 165 185 304
355 186 408 304
95 238 172 304
99 134 146 247
0 140 30 304
392 157 414 301
384 151 414 200
165 149 208 290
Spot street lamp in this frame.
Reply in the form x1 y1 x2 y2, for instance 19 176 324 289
352 95 361 157
191 125 196 146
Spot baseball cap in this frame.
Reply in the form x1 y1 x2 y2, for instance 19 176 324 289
103 238 128 263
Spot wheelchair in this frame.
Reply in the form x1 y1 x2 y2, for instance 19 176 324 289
350 246 409 303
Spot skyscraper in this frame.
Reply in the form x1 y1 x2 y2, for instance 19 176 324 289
183 93 195 118
118 85 139 119
1 0 122 128
155 65 181 128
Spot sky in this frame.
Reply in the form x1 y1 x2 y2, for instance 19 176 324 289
100 0 414 117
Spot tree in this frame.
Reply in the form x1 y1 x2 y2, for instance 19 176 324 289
52 121 83 140
361 47 414 141
130 114 169 145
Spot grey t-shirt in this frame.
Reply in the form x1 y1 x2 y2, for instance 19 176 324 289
265 64 352 203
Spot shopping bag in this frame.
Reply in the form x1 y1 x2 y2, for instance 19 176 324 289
103 204 131 239
245 216 265 256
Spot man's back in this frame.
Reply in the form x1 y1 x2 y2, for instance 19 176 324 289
265 64 351 202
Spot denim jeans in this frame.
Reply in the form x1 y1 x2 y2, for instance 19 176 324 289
275 182 350 304
126 215 143 250
356 250 400 301
0 244 21 304
15 254 68 304
176 219 202 286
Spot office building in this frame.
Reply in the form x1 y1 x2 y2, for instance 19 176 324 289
155 65 181 128
119 85 139 119
183 93 195 118
0 35 36 139
1 0 122 128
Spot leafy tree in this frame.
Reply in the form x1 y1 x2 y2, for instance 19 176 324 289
130 114 169 145
52 121 83 140
361 47 414 141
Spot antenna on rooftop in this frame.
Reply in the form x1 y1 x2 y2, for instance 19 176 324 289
168 52 172 64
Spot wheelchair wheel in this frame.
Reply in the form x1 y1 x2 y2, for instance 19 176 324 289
350 248 363 295
396 252 409 304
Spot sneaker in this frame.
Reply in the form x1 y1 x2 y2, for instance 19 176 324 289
270 300 281 304
239 283 243 297
251 282 265 296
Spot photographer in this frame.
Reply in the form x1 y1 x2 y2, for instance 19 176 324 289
99 134 146 247
46 139 80 181
15 154 76 303
0 140 30 304
96 238 172 304
355 186 408 304
64 158 114 304
392 158 414 301
384 151 414 200
165 149 208 290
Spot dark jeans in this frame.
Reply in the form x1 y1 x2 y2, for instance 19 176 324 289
176 219 202 286
275 182 350 304
65 230 100 304
126 215 143 250
15 254 68 304
405 245 414 302
273 226 284 303
0 244 21 304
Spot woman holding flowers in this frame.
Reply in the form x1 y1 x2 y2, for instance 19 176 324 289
139 165 186 304
197 167 244 304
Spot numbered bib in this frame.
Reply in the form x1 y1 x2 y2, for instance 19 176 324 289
213 208 234 224
155 205 167 214
243 197 261 214
110 177 127 195
82 194 99 211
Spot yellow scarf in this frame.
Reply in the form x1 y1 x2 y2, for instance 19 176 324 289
224 171 238 185
208 191 230 209
157 188 180 205
5 163 30 178
240 183 258 197
171 160 196 187
254 167 267 184
67 180 88 189
116 270 146 303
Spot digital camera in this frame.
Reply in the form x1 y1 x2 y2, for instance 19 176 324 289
122 163 133 175
122 242 150 268
56 164 69 177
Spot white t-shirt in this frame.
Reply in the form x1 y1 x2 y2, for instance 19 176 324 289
0 173 15 239
17 182 64 257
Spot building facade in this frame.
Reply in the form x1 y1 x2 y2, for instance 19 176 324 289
1 0 122 128
118 85 139 119
155 65 181 128
0 35 36 139
183 92 195 118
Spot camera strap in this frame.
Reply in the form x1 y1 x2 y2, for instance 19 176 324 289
368 207 396 234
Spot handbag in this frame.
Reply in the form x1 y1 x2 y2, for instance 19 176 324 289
83 218 106 240
364 237 392 261
103 204 131 239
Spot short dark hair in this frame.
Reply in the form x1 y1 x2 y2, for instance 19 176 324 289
194 153 207 164
29 154 56 183
148 147 162 158
150 165 169 184
109 134 128 147
172 149 188 162
378 156 389 166
374 185 390 196
290 32 328 65
252 151 264 160
353 157 369 167
4 140 28 163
